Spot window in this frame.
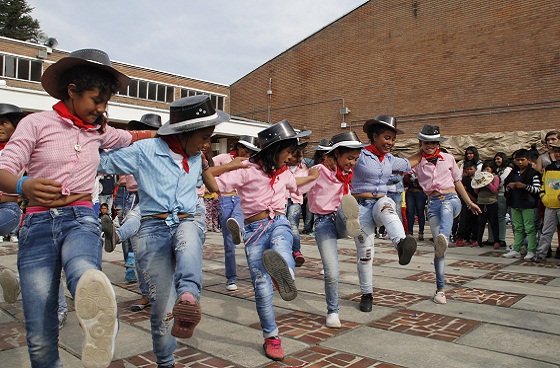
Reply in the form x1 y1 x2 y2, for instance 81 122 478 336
0 54 43 82
117 77 175 102
178 88 226 110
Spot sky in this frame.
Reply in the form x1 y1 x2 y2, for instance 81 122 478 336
29 0 368 85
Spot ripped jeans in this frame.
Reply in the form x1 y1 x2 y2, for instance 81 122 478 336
354 196 406 294
131 216 205 366
243 215 294 338
427 193 461 290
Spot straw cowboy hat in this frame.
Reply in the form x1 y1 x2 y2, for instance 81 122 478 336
471 171 494 189
326 131 366 153
416 124 449 142
158 95 230 136
41 48 131 100
127 113 162 131
362 115 404 135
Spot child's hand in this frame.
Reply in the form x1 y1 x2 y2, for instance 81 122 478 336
308 167 320 179
22 178 62 204
508 182 517 189
515 182 527 189
230 156 249 169
469 203 482 215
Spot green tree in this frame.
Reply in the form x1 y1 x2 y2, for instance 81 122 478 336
0 0 41 42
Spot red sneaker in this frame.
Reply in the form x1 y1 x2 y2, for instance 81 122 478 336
293 251 305 267
470 241 479 248
455 238 465 247
263 336 284 361
171 292 201 338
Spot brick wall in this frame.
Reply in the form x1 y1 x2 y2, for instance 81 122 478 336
230 0 560 149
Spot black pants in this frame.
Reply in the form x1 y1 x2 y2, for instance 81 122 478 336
457 202 478 241
477 202 499 244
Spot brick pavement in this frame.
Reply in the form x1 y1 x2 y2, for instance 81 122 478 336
0 227 559 367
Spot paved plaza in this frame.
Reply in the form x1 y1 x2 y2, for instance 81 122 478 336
0 228 559 367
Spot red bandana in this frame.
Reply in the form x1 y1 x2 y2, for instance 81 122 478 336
162 135 190 173
229 150 238 159
334 165 353 195
268 165 288 188
53 101 97 130
422 148 443 165
364 144 385 162
0 141 6 151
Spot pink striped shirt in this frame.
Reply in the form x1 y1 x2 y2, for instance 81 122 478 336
413 152 462 194
286 163 308 204
0 110 132 195
303 165 349 215
215 161 298 219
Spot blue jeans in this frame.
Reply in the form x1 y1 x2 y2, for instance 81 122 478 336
286 199 302 253
354 196 405 294
17 206 102 368
405 189 427 235
0 201 21 236
303 198 314 233
243 215 294 338
218 195 243 284
387 191 403 221
427 193 461 290
132 216 205 366
315 207 348 314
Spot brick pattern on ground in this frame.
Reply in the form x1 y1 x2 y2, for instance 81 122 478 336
344 289 429 309
449 287 526 307
369 310 481 342
405 271 476 286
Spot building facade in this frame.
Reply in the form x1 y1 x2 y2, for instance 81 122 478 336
0 36 268 154
229 0 560 158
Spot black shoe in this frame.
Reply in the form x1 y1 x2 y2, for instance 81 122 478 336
555 248 560 259
500 241 507 248
359 293 373 312
482 240 492 246
158 365 175 368
531 255 546 263
397 235 417 265
546 247 552 258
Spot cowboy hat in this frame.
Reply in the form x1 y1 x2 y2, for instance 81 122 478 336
158 95 230 136
0 103 25 120
326 131 366 153
363 114 404 135
311 138 331 151
41 49 131 100
257 119 311 151
236 135 260 152
127 113 162 131
416 124 448 142
471 171 494 189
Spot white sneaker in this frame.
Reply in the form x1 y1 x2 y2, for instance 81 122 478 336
319 268 325 275
225 283 238 291
0 269 20 303
0 236 3 242
524 252 535 261
75 270 117 368
9 235 18 243
340 195 360 237
503 250 520 258
226 218 242 245
434 291 447 304
326 313 342 328
434 234 448 259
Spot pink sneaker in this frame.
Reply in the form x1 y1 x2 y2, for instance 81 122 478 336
263 336 284 361
171 292 201 338
434 291 447 304
293 251 305 267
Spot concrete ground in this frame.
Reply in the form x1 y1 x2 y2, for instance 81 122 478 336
0 226 559 368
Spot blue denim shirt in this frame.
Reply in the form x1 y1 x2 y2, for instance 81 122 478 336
98 138 202 224
351 149 411 195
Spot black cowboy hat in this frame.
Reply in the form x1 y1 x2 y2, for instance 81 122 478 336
41 49 131 100
311 138 331 151
257 119 311 151
362 114 404 135
0 103 25 120
127 113 162 131
415 124 448 142
326 131 366 153
158 95 230 136
236 135 260 152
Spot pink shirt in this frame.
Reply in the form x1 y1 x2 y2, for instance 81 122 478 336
286 163 308 204
0 110 132 195
215 161 298 219
413 152 462 194
122 174 138 192
212 153 234 167
303 165 349 215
